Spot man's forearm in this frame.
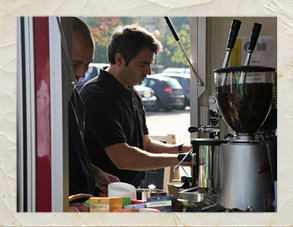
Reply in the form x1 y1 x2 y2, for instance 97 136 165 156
105 143 180 171
145 138 178 154
144 135 191 154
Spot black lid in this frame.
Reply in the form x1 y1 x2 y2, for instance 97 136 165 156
191 138 225 145
214 66 275 73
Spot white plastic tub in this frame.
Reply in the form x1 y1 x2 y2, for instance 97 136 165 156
108 182 136 200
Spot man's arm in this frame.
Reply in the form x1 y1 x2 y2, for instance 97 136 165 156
104 142 183 171
69 203 89 212
143 134 191 154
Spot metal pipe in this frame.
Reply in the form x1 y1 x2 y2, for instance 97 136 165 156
164 17 204 86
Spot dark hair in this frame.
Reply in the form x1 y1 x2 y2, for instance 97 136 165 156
107 24 162 66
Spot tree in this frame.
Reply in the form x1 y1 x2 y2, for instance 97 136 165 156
165 23 190 67
83 16 191 68
85 17 122 63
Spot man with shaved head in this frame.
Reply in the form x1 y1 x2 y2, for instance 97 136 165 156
68 17 119 212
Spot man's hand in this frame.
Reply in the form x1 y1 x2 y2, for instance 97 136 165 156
69 203 89 212
91 164 120 196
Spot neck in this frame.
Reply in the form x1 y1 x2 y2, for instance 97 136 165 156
107 65 129 88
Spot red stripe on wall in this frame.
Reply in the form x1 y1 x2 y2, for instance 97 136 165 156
34 17 52 212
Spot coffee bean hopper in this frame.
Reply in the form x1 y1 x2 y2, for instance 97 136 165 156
214 65 276 212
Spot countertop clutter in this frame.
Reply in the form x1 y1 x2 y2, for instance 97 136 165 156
87 182 251 213
88 192 243 213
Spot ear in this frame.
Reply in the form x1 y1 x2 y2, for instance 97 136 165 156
114 53 125 67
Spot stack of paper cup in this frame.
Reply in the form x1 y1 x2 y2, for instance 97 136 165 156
108 182 136 200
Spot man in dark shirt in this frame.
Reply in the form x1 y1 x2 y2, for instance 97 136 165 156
80 24 191 188
69 17 119 211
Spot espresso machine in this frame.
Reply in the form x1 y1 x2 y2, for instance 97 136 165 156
212 20 277 211
177 19 276 212
166 18 277 211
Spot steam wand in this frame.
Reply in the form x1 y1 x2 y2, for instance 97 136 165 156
164 17 204 86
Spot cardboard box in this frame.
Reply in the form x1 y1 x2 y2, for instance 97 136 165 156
124 203 145 210
145 196 172 212
90 197 123 212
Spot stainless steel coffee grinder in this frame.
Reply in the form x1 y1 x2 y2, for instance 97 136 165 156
174 19 276 211
214 66 276 212
178 19 243 204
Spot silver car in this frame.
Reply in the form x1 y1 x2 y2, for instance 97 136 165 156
134 85 157 111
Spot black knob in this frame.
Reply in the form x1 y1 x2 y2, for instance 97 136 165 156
226 19 242 50
188 126 199 133
248 23 262 52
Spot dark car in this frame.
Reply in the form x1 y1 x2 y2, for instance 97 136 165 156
134 85 157 111
141 75 184 111
155 73 190 108
76 63 109 91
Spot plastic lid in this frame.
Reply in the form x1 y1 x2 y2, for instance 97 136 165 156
108 182 137 200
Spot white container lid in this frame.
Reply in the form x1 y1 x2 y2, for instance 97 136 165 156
108 182 136 200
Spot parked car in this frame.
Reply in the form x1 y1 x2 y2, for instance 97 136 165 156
76 63 109 91
141 75 184 111
162 67 190 74
134 85 156 111
155 73 190 108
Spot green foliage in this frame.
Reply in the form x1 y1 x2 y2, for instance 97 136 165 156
84 17 121 63
83 17 190 68
165 24 190 67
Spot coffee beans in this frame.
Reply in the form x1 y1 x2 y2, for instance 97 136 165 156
216 83 273 133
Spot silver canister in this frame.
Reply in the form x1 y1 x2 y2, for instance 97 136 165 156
191 138 225 195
